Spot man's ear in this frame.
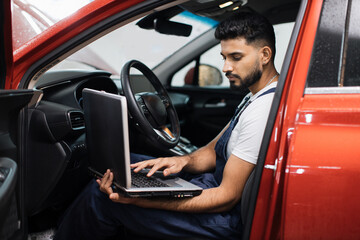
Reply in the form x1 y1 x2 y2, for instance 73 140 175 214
260 46 272 65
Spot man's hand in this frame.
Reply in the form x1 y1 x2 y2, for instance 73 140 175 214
96 169 135 204
131 156 188 177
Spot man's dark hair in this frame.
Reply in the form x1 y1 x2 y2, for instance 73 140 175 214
215 11 276 61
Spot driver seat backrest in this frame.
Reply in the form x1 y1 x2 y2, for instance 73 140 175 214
241 169 255 225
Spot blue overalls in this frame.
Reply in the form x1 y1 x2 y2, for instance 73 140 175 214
54 87 275 240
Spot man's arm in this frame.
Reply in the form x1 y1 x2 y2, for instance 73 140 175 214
99 154 254 213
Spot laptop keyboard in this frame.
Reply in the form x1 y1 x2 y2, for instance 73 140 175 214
131 171 170 188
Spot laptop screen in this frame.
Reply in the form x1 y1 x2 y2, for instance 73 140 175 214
82 88 131 188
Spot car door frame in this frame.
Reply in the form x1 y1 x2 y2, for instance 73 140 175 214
0 1 36 238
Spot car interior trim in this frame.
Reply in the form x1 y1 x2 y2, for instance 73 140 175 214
35 70 111 90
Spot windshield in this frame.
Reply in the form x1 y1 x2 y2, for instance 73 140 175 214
52 11 218 74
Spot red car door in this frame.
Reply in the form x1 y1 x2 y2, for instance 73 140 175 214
282 0 360 238
249 0 360 239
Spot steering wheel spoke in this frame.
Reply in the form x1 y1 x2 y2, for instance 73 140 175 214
154 126 176 142
155 93 170 108
135 94 150 115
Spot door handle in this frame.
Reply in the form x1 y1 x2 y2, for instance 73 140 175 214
204 101 227 108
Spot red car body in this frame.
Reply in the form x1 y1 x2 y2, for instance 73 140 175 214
1 0 360 239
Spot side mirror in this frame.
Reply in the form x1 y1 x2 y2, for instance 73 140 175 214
185 64 223 86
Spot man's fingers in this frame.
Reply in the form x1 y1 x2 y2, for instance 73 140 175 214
146 162 164 176
99 170 109 189
147 160 171 176
96 179 101 185
130 158 183 177
163 164 181 176
131 160 156 172
131 159 156 168
109 193 135 204
97 170 136 205
98 170 115 195
130 161 143 169
103 172 114 190
109 193 119 201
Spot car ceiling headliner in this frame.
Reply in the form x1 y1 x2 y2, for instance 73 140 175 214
180 0 301 24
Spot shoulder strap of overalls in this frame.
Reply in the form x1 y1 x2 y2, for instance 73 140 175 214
257 87 276 98
231 87 276 130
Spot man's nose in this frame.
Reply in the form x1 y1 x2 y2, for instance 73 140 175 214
222 60 233 73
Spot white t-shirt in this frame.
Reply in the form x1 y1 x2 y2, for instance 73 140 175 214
226 82 277 164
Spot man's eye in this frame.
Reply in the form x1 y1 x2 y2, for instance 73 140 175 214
232 56 242 61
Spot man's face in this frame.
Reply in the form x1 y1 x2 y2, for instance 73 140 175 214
220 38 262 91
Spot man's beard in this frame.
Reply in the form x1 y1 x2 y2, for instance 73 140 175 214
227 63 262 91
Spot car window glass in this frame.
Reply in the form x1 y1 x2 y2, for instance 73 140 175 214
171 44 228 88
343 0 360 86
172 61 197 87
171 22 294 88
11 0 91 51
50 11 217 75
306 0 347 88
306 0 360 89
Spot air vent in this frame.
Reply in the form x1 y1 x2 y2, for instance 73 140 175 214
68 111 85 130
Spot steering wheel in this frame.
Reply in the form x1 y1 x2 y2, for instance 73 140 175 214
121 60 180 149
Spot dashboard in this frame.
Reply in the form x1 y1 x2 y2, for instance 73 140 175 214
35 70 119 109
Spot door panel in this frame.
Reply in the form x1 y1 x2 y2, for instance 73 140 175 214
170 87 247 147
284 93 360 239
0 90 34 239
0 157 17 238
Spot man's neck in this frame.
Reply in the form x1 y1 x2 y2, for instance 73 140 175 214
248 67 278 95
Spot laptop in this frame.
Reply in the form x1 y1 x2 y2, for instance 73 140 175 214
82 88 203 198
